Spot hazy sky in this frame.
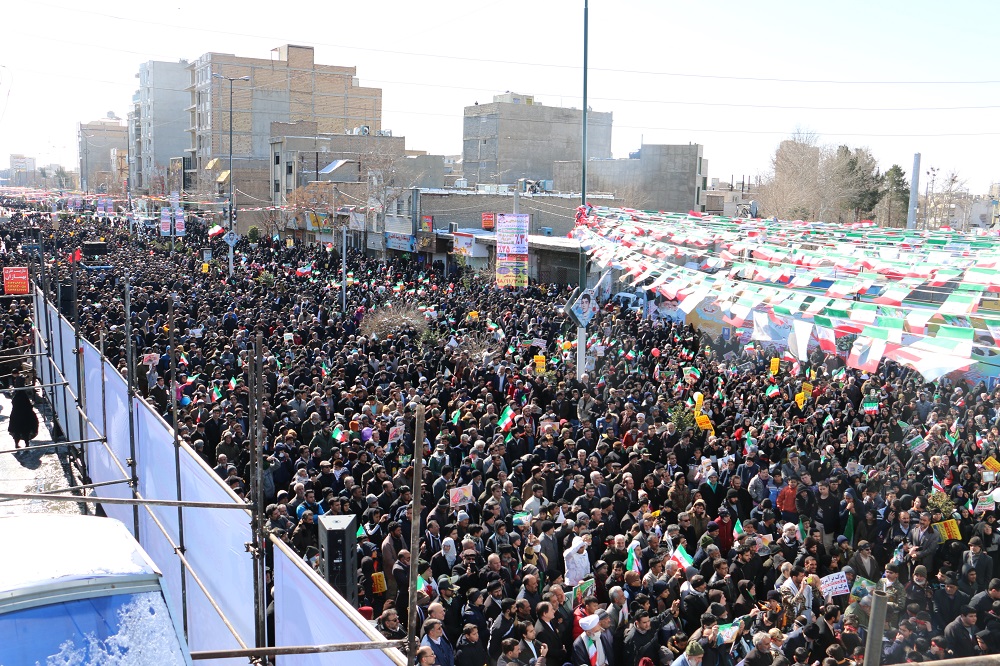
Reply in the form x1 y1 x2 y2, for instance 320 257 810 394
2 0 1000 193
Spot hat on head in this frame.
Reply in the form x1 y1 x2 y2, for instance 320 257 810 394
836 535 848 544
841 566 854 575
766 590 782 602
913 565 928 578
457 510 470 522
857 540 871 550
579 614 600 631
685 642 704 657
707 521 719 532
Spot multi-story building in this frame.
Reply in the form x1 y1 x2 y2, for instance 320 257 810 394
128 60 191 196
185 44 383 230
268 120 445 250
553 143 708 214
8 155 36 187
78 115 128 194
462 92 612 186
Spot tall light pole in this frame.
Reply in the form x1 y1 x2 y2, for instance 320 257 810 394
213 73 250 277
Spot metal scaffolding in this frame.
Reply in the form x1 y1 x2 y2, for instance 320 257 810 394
0 273 406 665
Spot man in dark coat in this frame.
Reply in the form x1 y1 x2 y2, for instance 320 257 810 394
943 606 980 658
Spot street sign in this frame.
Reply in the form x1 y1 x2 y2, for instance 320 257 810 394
223 231 239 248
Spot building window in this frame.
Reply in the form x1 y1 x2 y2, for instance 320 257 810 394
274 180 280 193
286 163 293 175
274 153 280 165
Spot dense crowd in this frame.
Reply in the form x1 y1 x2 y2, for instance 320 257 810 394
3 201 1000 666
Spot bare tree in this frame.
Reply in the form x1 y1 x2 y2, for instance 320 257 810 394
358 303 428 339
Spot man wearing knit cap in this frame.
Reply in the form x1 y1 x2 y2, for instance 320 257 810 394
670 640 704 666
572 614 610 666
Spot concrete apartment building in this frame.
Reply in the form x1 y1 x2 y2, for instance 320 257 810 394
268 120 446 249
8 154 36 187
185 44 383 229
462 92 612 186
128 60 191 196
553 143 708 213
78 114 128 194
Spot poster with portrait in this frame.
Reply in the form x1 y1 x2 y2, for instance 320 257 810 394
570 289 599 328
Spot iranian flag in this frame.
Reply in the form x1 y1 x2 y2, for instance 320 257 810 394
733 519 746 539
765 385 780 400
814 325 837 354
210 386 223 403
832 367 846 381
208 224 225 238
847 337 886 373
670 544 694 570
862 400 879 415
906 433 927 453
976 432 985 450
332 425 348 443
625 540 643 573
497 405 515 432
296 263 313 277
228 377 237 390
932 474 945 494
451 409 461 425
684 366 701 383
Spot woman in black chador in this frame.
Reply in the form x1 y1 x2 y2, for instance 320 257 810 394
8 368 38 448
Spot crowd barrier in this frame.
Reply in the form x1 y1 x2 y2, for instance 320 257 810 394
33 286 402 666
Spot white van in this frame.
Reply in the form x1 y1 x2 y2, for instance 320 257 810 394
0 514 191 665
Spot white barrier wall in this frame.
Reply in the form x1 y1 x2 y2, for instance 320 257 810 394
37 292 402 666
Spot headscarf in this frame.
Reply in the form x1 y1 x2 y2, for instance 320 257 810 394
442 536 457 568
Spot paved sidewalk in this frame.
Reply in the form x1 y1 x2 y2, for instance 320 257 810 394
0 388 88 516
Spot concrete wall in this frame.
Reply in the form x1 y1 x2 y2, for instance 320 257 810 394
462 101 612 185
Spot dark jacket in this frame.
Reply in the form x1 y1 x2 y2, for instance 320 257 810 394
456 634 490 666
943 617 979 659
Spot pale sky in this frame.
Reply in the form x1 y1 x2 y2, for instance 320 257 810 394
2 0 999 193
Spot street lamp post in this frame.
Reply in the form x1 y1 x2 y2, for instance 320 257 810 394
213 73 250 277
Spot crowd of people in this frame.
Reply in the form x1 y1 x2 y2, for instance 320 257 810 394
3 200 1000 666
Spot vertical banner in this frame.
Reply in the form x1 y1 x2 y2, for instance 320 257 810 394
495 213 529 288
160 208 172 236
174 210 186 237
2 267 29 295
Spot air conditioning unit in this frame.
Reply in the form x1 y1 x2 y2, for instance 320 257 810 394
454 178 468 188
540 227 553 236
448 222 458 233
361 125 370 136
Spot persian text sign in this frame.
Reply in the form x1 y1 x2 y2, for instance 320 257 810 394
2 267 29 295
496 253 528 287
495 213 529 254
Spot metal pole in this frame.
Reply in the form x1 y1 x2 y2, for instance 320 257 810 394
71 258 88 479
0 437 106 456
32 477 132 496
406 403 426 658
228 78 235 278
124 272 140 539
906 153 920 230
169 299 189 640
861 590 887 666
189 641 406 660
254 332 267 649
0 491 252 509
581 0 588 208
577 0 590 384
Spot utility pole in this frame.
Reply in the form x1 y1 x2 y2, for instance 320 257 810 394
406 404 426 659
576 0 590 383
335 185 346 313
213 73 250 278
